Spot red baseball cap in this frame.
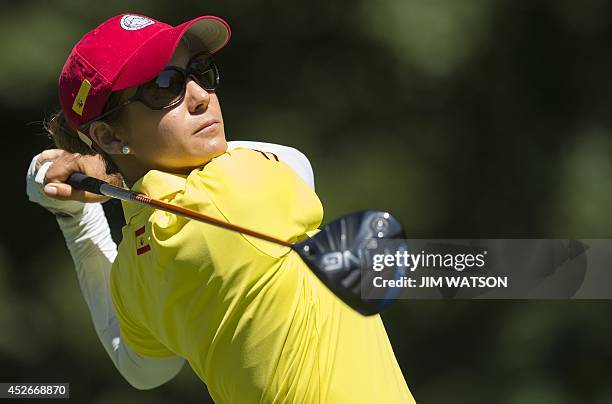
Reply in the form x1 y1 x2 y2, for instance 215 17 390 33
58 13 231 150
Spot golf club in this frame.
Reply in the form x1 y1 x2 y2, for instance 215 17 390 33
67 172 406 315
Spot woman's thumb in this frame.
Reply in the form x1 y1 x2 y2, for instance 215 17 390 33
43 182 108 203
43 182 84 201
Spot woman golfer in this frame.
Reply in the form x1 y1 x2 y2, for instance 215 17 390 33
26 13 414 403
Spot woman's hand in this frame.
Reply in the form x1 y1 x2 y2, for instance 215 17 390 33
37 149 123 203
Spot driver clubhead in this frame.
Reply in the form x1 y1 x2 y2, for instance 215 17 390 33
293 210 406 316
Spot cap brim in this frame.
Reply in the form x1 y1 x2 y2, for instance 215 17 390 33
113 16 230 91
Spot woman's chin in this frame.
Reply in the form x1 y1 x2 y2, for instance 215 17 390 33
186 140 227 166
204 136 228 156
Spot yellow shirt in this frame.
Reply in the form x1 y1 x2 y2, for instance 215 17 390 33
110 148 415 403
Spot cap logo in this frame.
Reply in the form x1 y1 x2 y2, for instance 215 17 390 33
72 79 91 116
120 15 154 31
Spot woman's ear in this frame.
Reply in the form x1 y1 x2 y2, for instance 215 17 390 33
88 121 127 155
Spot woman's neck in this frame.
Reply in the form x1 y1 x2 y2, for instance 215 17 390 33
114 156 151 188
116 157 199 188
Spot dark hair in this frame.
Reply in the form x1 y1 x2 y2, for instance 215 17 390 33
44 91 125 175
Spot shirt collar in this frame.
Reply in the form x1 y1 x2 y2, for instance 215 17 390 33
122 170 189 223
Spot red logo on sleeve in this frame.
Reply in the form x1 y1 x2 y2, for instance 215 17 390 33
135 226 151 255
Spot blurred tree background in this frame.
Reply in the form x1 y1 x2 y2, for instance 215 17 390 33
3 0 612 402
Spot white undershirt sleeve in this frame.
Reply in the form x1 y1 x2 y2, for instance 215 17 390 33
27 156 185 390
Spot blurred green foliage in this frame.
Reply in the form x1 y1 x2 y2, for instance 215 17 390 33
4 0 612 402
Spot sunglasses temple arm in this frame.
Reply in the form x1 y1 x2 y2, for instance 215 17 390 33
78 98 134 131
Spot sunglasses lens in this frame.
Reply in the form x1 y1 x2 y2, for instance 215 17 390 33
137 54 219 110
190 56 219 90
140 69 185 108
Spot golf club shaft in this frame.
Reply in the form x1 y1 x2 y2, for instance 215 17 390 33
67 173 293 248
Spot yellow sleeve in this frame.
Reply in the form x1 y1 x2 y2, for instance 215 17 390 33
188 148 323 257
110 260 176 358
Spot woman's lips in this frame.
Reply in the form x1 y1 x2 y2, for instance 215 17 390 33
193 119 219 135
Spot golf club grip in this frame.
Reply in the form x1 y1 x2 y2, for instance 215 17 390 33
67 172 106 196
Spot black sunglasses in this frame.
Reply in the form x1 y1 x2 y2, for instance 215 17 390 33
79 51 219 132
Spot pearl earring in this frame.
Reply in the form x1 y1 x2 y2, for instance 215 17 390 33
122 145 131 154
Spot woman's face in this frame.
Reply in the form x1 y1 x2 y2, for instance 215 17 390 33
114 39 227 172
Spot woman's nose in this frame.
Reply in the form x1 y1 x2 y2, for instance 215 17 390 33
185 77 211 113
